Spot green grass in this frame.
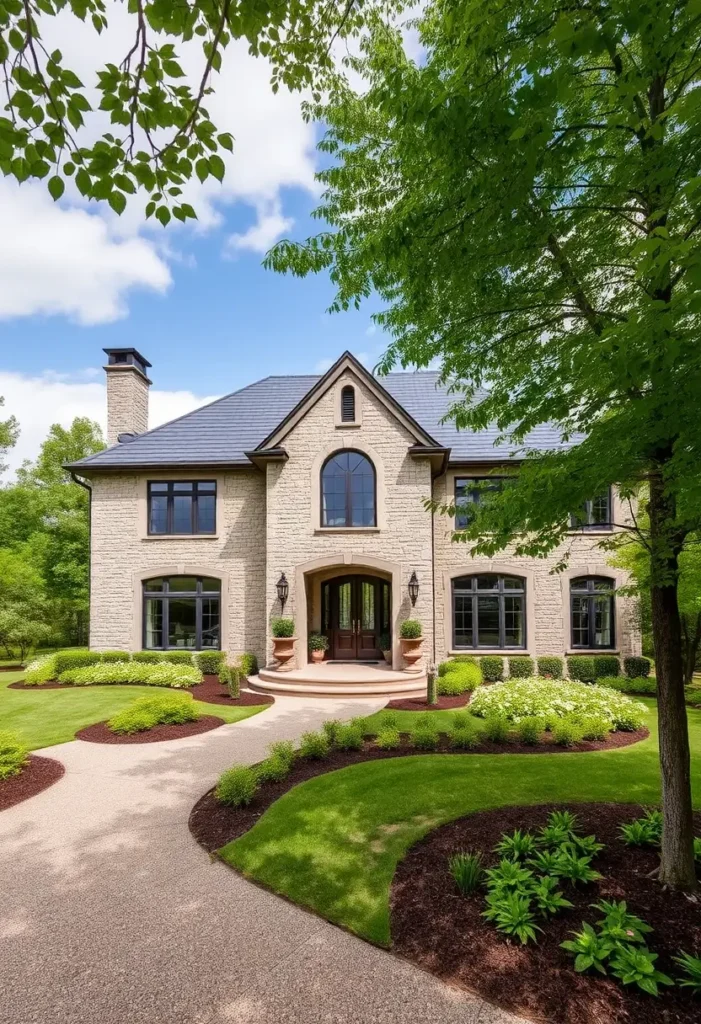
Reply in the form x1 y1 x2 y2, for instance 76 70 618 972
360 707 470 735
0 670 267 749
222 699 701 947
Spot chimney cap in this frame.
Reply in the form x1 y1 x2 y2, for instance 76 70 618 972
103 347 152 374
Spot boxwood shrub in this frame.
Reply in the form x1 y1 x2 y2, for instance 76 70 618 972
599 675 656 695
99 650 131 663
594 655 620 677
194 651 225 674
566 656 598 682
53 650 102 675
237 652 258 677
624 655 651 679
132 651 165 664
480 655 504 682
536 656 563 679
0 731 29 780
107 692 199 735
160 650 195 665
215 765 258 807
508 656 534 678
437 661 482 695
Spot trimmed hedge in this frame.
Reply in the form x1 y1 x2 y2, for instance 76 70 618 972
624 655 651 679
508 656 534 678
594 655 620 677
194 651 225 674
99 650 131 663
54 650 102 674
536 655 563 679
107 693 199 735
438 655 479 676
480 655 504 682
132 650 164 664
438 660 482 695
58 662 202 688
567 655 621 681
159 650 195 665
0 731 29 780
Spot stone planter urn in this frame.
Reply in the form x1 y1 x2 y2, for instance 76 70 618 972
310 647 325 664
272 636 296 671
400 636 424 673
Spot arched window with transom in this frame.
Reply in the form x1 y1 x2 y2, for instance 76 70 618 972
570 576 615 649
321 450 376 527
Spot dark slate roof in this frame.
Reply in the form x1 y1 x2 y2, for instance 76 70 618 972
69 369 571 471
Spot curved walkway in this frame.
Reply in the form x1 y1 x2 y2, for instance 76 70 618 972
0 695 525 1024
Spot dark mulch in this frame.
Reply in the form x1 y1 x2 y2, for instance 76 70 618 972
0 664 23 672
387 693 471 710
76 715 224 744
0 755 65 810
9 673 274 708
189 730 648 854
391 803 701 1024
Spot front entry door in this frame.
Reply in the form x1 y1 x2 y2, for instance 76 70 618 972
323 575 389 661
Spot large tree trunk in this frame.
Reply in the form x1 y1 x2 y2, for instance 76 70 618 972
681 612 701 687
648 472 697 889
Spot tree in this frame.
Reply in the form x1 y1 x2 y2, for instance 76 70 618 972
0 0 385 220
0 609 52 661
269 2 701 888
0 395 18 475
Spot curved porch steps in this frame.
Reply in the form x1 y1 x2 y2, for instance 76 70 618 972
249 665 427 700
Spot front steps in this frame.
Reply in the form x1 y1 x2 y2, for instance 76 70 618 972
249 663 427 700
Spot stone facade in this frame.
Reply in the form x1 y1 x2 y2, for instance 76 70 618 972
87 365 640 668
104 364 150 445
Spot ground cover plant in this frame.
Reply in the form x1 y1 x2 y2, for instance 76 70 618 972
107 693 200 735
0 730 29 779
470 679 647 732
23 649 227 685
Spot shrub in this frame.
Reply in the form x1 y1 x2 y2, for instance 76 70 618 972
452 710 474 729
308 632 329 652
379 710 399 730
54 649 101 674
58 662 202 688
215 765 258 807
268 740 296 769
160 650 195 665
451 724 480 749
517 716 544 745
220 665 240 699
255 754 291 784
379 632 391 652
375 727 401 750
23 654 57 685
99 650 131 663
594 655 620 677
579 715 612 741
483 715 509 743
470 677 647 731
537 656 563 679
108 693 199 735
0 731 29 780
686 688 701 708
194 651 225 674
509 656 534 678
299 730 330 759
271 617 295 638
619 809 662 847
237 652 259 677
335 724 364 751
399 619 422 639
552 718 584 746
439 655 478 676
624 656 651 679
322 719 343 744
413 728 440 750
438 661 482 695
599 675 656 695
480 655 504 682
567 656 597 682
495 829 538 860
449 851 484 894
132 650 164 664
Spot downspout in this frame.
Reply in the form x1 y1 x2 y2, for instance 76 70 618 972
431 476 437 668
70 471 92 648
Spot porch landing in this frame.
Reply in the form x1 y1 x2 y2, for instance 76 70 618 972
250 662 428 700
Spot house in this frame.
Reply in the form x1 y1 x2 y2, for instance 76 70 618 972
66 348 640 697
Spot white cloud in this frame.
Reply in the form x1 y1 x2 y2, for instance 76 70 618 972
0 370 218 479
227 200 294 254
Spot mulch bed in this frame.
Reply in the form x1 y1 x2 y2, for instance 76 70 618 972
391 803 701 1024
386 693 471 710
76 715 224 744
0 755 65 811
8 674 274 708
0 664 23 672
189 730 648 854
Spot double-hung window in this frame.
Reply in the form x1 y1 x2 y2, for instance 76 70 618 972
148 481 216 535
570 490 612 530
570 577 615 649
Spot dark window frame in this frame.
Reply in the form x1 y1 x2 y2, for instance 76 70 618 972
570 488 613 530
454 476 510 529
340 384 356 423
320 449 377 528
142 575 221 651
569 576 616 649
147 480 217 536
452 573 527 650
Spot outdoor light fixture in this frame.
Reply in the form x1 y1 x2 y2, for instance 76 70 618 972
408 570 420 606
276 572 289 612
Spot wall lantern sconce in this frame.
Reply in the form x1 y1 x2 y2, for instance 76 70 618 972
276 572 289 612
408 570 420 607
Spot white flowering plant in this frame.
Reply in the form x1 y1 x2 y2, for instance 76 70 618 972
470 678 647 732
23 654 58 685
57 662 202 688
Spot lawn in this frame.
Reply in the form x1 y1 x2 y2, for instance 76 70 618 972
0 670 267 750
221 700 701 947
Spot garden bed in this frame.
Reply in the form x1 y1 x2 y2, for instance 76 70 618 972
189 730 648 854
391 803 701 1024
9 673 274 708
0 754 64 810
386 693 471 710
76 715 224 744
0 664 23 672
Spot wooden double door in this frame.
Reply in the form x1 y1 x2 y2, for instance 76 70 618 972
321 574 390 661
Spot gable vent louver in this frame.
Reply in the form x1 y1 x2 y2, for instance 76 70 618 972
341 385 355 422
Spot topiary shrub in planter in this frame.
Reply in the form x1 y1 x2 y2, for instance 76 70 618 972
308 632 329 663
399 619 423 672
480 655 504 682
567 656 598 683
194 651 225 674
216 765 258 807
624 655 651 679
594 655 620 677
271 617 295 637
0 731 29 779
438 661 482 695
271 618 296 671
536 655 563 679
107 692 199 735
509 656 534 678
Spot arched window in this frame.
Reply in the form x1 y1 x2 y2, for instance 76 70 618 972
452 574 526 649
570 576 615 649
321 450 376 527
143 576 220 651
340 384 356 422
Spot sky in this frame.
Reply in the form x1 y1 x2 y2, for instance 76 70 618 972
0 4 413 478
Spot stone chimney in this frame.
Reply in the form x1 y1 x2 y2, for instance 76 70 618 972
103 348 152 446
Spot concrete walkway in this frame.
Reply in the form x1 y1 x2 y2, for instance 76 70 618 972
0 696 525 1024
